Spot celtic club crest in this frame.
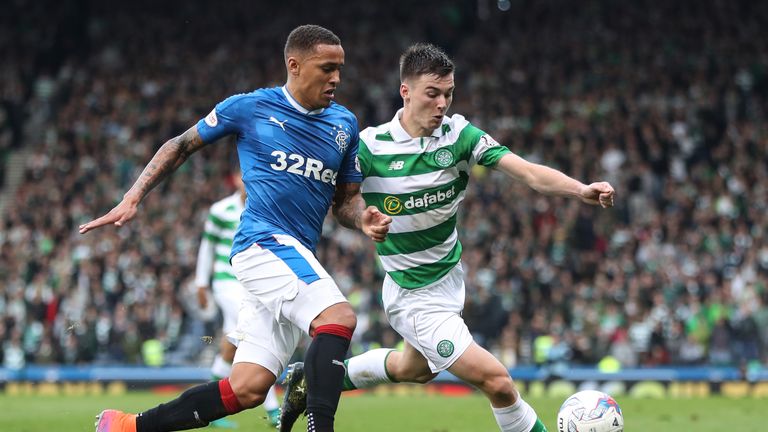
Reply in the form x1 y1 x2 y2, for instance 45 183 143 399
434 148 454 168
436 340 454 358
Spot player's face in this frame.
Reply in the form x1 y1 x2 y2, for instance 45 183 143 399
292 44 345 110
401 73 454 136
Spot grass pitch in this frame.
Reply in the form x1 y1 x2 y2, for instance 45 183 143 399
0 389 763 431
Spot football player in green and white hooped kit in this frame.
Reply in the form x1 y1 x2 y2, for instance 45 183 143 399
283 43 616 432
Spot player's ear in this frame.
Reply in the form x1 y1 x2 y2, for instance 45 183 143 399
400 82 409 104
287 56 300 77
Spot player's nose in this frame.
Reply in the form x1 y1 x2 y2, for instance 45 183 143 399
329 69 341 85
436 96 447 111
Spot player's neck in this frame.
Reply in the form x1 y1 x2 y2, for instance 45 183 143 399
399 111 434 139
284 82 317 112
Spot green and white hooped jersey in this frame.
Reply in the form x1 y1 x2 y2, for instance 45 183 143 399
194 192 244 287
358 109 510 289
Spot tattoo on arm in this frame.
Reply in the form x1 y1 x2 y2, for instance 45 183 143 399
127 126 206 201
333 184 364 230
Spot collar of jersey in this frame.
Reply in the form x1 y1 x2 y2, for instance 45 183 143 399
389 108 447 142
281 86 325 116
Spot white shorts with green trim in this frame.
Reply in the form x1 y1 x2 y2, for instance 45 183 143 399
382 262 472 373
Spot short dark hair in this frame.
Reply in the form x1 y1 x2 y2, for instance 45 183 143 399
399 43 454 82
284 25 341 60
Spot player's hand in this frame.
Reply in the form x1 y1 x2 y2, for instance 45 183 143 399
78 196 140 234
196 286 209 309
361 206 392 242
579 182 615 208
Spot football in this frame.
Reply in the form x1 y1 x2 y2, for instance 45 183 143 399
556 390 624 432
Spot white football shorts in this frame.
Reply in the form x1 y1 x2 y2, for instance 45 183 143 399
229 234 347 378
382 262 473 373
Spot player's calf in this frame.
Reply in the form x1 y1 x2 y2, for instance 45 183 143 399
303 323 354 432
385 351 438 384
133 378 244 431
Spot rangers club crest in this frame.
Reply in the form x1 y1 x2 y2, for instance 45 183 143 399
332 124 351 153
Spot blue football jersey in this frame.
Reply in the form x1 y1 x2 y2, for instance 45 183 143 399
196 86 361 257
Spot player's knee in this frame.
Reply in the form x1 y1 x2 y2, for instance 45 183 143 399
229 380 266 408
313 303 357 333
228 373 269 409
328 304 357 331
482 374 516 404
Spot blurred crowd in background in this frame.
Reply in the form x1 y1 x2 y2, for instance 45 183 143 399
1 0 767 372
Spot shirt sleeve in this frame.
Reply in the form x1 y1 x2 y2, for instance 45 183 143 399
474 133 510 167
462 122 510 167
336 123 363 184
196 93 252 144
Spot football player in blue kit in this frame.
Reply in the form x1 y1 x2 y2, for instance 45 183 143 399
81 25 392 432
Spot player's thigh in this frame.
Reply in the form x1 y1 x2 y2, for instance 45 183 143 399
232 235 348 334
448 341 515 390
230 293 303 380
283 277 350 335
231 240 317 302
260 234 350 333
382 265 472 373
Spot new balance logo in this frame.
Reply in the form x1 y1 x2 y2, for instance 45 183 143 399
388 160 404 170
269 116 287 131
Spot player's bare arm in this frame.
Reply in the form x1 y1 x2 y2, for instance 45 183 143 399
78 126 207 234
495 152 615 208
332 182 392 242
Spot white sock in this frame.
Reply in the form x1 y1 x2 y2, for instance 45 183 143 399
263 385 279 411
492 394 538 432
211 355 232 379
345 348 396 389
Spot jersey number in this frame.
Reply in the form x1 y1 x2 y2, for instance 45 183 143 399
270 150 338 185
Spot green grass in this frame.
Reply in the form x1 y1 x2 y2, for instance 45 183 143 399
0 389 764 431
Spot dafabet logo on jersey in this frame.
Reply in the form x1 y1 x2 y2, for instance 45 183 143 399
382 186 456 215
383 196 403 215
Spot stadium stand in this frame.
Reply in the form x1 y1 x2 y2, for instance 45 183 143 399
1 0 767 376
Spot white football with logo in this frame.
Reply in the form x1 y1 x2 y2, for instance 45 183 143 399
557 390 624 432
